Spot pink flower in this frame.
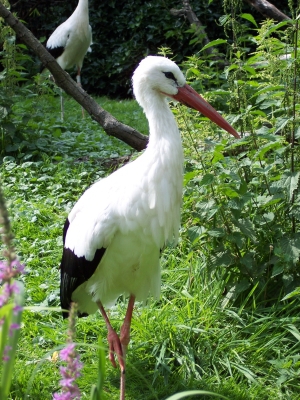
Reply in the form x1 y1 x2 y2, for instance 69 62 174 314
53 343 82 400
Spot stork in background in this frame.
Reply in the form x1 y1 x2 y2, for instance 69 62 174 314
59 56 240 400
42 0 92 120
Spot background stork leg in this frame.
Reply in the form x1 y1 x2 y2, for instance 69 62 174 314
76 67 85 118
60 87 64 121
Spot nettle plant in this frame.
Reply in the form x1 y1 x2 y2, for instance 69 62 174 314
179 16 300 305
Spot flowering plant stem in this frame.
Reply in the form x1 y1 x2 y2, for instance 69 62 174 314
0 282 25 399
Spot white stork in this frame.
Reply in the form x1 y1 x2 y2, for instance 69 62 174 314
59 56 240 400
43 0 92 119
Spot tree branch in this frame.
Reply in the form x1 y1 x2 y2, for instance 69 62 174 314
170 0 215 56
0 3 148 152
243 0 291 21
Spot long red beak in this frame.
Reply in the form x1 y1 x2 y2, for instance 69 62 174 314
171 84 240 139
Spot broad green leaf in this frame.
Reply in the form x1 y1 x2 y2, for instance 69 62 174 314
283 171 300 201
222 187 239 198
233 219 257 242
188 226 206 243
213 251 234 267
219 15 230 26
275 117 291 133
240 253 255 270
207 228 225 237
242 65 256 75
266 20 292 36
254 141 282 160
278 235 300 263
295 126 300 139
198 173 215 186
240 13 258 27
224 64 239 79
200 39 227 52
186 67 201 77
272 263 284 277
183 170 199 186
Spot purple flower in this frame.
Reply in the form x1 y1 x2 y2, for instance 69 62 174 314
53 343 82 400
9 323 20 337
60 343 76 361
2 345 12 362
13 305 23 315
53 393 74 400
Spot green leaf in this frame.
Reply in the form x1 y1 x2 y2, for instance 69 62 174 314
254 141 282 160
240 13 258 27
183 170 199 186
188 226 206 243
90 336 106 400
221 187 239 198
272 263 284 277
282 287 300 300
166 390 229 400
283 171 300 201
284 324 300 342
219 15 230 26
200 39 227 52
233 219 257 242
265 20 292 36
277 235 300 263
242 65 256 75
198 173 215 186
275 117 291 133
207 228 225 237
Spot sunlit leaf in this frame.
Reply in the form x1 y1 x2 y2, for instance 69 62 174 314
240 13 258 27
200 39 227 52
166 391 229 400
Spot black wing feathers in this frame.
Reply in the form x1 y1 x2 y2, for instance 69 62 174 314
47 45 65 60
60 218 106 318
40 45 65 73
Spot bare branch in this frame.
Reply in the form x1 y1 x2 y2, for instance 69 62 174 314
0 3 148 152
243 0 291 21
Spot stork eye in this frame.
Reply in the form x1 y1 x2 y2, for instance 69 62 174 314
163 72 176 81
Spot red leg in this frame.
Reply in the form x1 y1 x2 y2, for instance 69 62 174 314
120 294 135 357
97 301 125 371
76 67 82 86
119 295 135 400
76 67 85 118
97 296 135 400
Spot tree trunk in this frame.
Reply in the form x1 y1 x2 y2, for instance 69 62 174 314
0 3 148 152
243 0 291 21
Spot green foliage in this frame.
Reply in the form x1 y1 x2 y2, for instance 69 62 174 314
176 15 300 304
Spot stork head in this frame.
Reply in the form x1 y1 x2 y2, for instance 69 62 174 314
132 56 240 139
